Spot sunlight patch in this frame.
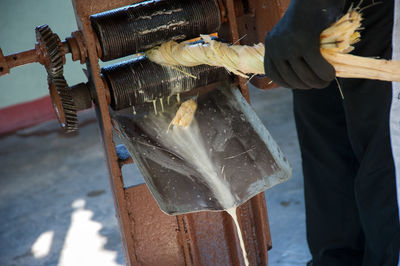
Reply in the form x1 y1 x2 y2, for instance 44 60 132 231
31 230 54 258
59 199 122 266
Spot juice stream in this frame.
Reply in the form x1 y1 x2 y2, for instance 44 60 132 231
142 109 250 265
226 207 249 266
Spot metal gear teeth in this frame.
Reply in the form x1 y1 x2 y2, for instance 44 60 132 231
35 25 64 76
51 76 78 132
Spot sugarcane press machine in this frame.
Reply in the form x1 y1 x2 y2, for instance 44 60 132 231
0 0 290 265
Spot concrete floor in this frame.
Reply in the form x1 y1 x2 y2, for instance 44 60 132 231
0 86 311 266
1 0 311 264
251 88 311 265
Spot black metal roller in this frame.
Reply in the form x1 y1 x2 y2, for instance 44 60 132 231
101 56 228 111
90 0 221 61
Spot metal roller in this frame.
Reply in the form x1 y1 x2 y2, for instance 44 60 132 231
101 56 229 110
90 0 221 61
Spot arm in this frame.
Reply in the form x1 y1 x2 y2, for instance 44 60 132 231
264 0 346 89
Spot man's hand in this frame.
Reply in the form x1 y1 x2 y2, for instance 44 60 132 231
264 0 346 89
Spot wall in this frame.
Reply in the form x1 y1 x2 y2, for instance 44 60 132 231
0 0 86 108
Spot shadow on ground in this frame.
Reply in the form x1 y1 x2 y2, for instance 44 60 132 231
0 87 310 266
0 110 126 266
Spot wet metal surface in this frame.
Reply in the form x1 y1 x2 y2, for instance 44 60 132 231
112 86 291 215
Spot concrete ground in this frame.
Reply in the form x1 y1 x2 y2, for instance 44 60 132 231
0 86 311 266
0 1 311 264
251 87 311 265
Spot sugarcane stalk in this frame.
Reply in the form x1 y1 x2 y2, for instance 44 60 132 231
146 9 400 82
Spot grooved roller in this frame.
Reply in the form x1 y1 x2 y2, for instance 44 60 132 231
101 56 228 111
90 0 221 61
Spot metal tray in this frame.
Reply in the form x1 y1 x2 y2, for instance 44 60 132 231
112 85 291 215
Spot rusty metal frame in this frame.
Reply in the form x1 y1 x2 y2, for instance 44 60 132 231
71 0 289 265
221 0 289 91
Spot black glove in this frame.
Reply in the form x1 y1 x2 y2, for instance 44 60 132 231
264 0 346 89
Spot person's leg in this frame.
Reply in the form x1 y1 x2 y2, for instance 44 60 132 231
292 1 399 265
340 1 400 265
293 84 364 266
342 78 400 266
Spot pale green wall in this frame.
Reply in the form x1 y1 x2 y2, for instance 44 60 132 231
0 0 86 108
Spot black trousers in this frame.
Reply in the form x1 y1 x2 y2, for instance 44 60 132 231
293 1 400 265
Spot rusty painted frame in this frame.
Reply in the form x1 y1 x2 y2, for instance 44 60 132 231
71 0 289 265
221 0 289 90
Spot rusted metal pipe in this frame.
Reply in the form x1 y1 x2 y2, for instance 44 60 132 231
4 48 39 69
0 32 89 76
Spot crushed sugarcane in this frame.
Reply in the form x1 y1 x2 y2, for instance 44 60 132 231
168 98 197 132
146 9 400 82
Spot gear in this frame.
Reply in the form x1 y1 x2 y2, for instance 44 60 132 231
35 25 78 132
48 76 78 132
35 25 64 76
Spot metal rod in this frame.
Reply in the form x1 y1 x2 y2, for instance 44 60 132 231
5 48 39 68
